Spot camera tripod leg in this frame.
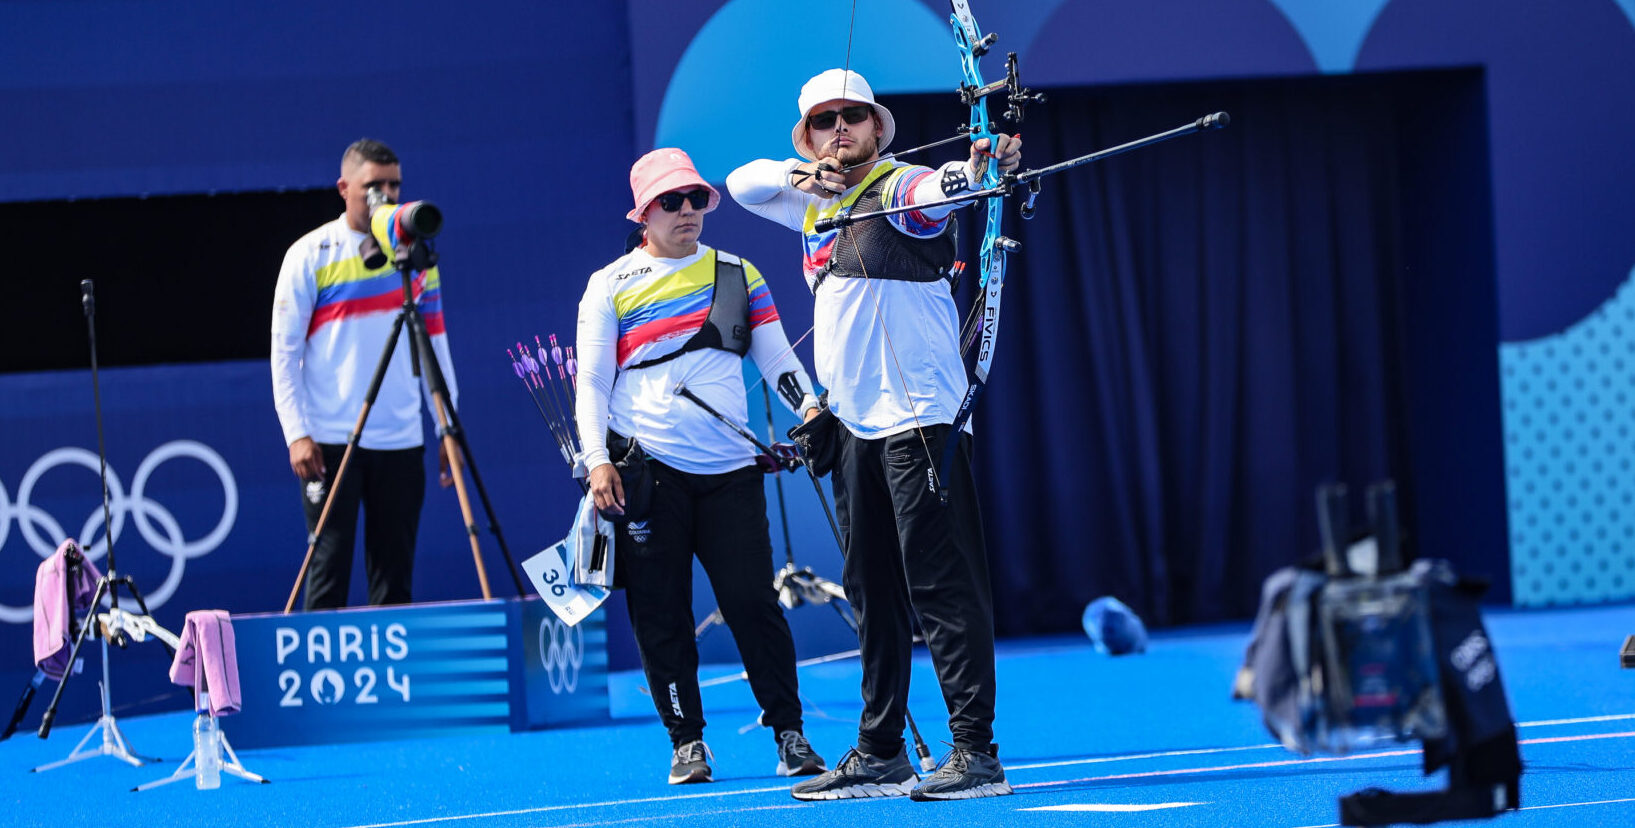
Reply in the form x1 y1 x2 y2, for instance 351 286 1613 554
428 389 492 600
438 402 526 597
407 298 520 601
284 311 409 613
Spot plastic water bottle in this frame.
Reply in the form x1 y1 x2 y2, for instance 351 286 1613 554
193 691 221 790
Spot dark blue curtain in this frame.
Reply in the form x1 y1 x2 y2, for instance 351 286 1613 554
883 73 1500 635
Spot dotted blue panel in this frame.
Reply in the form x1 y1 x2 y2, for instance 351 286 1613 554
1500 266 1635 606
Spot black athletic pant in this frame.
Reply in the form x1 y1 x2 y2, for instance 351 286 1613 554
301 443 425 610
832 424 997 757
620 461 804 748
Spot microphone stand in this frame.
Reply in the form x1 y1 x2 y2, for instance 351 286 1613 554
33 280 175 771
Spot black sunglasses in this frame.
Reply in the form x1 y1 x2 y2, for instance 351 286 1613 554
654 188 711 212
806 104 873 131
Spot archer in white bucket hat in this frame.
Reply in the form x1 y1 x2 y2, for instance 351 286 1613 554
790 68 897 161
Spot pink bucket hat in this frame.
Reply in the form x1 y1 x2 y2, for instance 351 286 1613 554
791 68 896 161
626 148 720 223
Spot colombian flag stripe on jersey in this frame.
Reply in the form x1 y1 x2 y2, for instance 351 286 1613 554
309 260 444 338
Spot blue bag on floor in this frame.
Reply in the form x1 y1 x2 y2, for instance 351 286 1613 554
1082 596 1148 655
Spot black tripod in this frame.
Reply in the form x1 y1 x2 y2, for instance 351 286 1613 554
678 382 935 772
32 280 178 770
284 212 523 611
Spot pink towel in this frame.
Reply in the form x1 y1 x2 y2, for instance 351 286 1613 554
169 610 242 717
32 539 103 681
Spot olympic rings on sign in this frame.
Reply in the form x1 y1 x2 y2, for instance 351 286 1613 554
537 615 585 694
0 440 238 624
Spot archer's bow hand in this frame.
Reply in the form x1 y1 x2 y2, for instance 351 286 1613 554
970 133 1023 179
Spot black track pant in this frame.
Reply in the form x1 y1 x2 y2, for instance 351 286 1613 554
620 461 803 747
301 443 425 610
832 424 996 757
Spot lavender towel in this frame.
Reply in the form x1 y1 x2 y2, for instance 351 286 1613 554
32 540 103 681
169 610 242 716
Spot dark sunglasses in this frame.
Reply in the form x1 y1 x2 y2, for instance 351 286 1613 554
806 104 873 131
654 188 711 212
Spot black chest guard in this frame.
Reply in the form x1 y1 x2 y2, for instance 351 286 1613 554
627 250 750 370
816 170 958 290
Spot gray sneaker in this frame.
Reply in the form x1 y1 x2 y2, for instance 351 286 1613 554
775 730 827 777
790 747 918 800
669 740 713 785
909 746 1012 800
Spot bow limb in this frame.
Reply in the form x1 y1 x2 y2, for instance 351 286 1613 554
940 0 1012 496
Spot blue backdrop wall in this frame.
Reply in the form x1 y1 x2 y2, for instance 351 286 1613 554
3 0 1632 725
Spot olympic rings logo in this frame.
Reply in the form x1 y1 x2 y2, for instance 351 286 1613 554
537 616 584 695
0 440 238 624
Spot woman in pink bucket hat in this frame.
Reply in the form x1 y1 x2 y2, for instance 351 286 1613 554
574 147 827 786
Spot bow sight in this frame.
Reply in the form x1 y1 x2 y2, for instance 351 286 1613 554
957 48 1045 126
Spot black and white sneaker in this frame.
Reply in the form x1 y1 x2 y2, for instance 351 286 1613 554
669 740 713 785
790 747 918 800
775 730 827 777
908 746 1012 801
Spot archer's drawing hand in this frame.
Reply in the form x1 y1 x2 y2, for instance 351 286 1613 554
792 156 847 198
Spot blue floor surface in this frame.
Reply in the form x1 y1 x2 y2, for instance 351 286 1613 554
5 603 1635 827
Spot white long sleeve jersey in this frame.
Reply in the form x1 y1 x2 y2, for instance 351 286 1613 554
726 158 982 439
270 216 459 450
575 244 816 475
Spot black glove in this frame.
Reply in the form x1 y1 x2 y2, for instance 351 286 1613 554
786 397 840 477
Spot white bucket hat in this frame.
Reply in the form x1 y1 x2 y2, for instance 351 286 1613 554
791 68 896 161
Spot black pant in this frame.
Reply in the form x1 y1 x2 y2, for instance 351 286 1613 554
301 443 425 610
619 461 803 748
832 424 996 756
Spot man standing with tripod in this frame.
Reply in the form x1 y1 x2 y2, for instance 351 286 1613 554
271 138 458 610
